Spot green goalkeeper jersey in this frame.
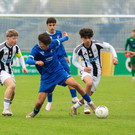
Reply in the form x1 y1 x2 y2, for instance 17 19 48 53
125 37 135 52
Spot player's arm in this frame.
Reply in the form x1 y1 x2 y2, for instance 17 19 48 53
127 51 135 57
52 32 69 47
72 50 91 73
16 47 27 74
125 39 129 57
26 48 44 66
101 42 118 65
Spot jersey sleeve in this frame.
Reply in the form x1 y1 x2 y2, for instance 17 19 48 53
125 38 129 51
99 42 117 58
0 49 4 60
51 36 69 49
26 47 37 65
72 48 84 71
16 45 22 57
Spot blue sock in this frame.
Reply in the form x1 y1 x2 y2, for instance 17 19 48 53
70 89 77 98
82 93 91 103
33 108 39 115
47 93 52 102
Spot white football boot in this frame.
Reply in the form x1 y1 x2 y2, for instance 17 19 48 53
72 97 79 104
45 102 52 111
26 112 36 118
84 105 91 114
2 109 13 116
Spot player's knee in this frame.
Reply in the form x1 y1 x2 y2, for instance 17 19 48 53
8 84 16 90
86 82 93 88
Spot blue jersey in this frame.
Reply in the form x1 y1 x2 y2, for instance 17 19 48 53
26 37 68 81
46 30 68 58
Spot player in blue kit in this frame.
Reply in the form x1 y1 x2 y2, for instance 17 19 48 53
26 32 96 118
45 17 78 111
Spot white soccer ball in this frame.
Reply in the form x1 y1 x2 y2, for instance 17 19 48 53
95 106 109 119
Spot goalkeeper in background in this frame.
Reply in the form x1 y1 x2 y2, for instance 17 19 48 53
125 29 135 81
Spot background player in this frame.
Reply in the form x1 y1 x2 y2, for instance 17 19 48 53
71 28 118 115
45 17 78 111
0 29 27 116
127 51 135 57
125 29 135 81
26 32 96 118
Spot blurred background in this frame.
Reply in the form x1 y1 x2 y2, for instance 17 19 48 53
0 0 135 75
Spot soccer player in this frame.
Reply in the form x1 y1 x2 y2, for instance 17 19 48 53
45 17 78 111
0 29 27 116
26 32 96 118
125 29 135 81
71 28 118 115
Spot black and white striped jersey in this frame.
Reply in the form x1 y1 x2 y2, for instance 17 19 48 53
0 41 21 74
72 40 117 77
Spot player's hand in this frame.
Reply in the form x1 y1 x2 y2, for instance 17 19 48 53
65 57 70 65
36 61 44 66
125 51 129 58
112 57 118 65
63 32 68 37
127 51 135 57
22 68 27 74
84 67 91 73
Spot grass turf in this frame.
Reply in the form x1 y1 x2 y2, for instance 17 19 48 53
0 75 135 135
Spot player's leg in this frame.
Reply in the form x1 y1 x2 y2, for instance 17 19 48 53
84 76 101 114
68 85 79 104
60 57 78 103
26 80 56 118
130 57 135 80
26 92 47 118
64 77 96 115
2 77 16 116
83 75 93 114
46 92 53 111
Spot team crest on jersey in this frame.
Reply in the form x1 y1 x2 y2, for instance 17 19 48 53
40 51 44 55
84 52 87 55
50 49 53 52
4 52 8 55
130 39 133 41
57 36 60 38
94 49 96 52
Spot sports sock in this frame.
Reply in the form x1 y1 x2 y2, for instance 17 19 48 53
4 98 10 110
47 93 52 102
84 100 89 107
131 69 134 77
73 101 83 109
33 108 39 115
82 93 91 103
70 89 77 98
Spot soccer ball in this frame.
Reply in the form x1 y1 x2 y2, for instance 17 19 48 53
95 106 109 119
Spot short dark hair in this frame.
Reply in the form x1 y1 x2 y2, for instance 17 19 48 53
79 28 94 38
38 33 52 45
46 17 57 24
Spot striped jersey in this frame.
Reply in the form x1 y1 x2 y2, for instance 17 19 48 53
0 41 21 74
72 40 117 77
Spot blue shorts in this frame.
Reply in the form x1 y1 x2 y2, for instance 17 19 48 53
59 57 71 74
39 69 71 93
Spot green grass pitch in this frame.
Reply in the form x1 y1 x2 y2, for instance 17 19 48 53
0 75 135 135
